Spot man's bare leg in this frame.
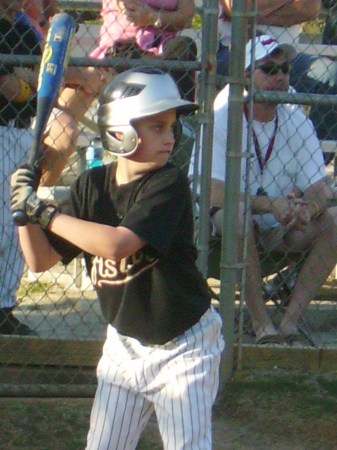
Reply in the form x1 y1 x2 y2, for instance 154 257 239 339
279 207 337 336
244 221 280 341
213 208 279 342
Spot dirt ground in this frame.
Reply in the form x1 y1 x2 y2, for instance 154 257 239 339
1 370 336 450
140 370 337 450
1 275 335 449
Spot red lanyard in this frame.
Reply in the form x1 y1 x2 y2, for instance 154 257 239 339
244 105 278 175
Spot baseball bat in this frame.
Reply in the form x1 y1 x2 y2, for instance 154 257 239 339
13 12 76 226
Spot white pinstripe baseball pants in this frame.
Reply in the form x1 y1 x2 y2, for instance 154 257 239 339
86 307 225 450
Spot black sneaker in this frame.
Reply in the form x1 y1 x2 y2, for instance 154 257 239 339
0 309 36 336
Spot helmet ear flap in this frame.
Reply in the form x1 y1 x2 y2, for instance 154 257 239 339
101 125 139 156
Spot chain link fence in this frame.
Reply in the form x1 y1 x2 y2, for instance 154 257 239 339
0 0 336 407
0 0 212 397
189 0 337 376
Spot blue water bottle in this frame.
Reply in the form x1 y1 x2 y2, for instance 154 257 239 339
86 136 104 169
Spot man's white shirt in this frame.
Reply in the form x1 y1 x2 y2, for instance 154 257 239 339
189 84 327 230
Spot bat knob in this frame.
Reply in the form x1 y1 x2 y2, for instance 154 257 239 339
13 211 29 227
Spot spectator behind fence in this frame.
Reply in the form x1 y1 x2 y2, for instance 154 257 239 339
19 0 57 39
10 67 224 449
217 0 337 146
90 0 198 101
18 0 115 138
0 0 111 335
192 35 337 346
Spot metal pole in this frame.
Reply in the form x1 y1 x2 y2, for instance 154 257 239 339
195 0 220 275
218 0 248 382
236 0 258 372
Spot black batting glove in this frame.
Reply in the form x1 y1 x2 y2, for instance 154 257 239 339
11 164 58 229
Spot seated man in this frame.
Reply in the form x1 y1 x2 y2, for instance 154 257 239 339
217 0 337 146
197 35 337 345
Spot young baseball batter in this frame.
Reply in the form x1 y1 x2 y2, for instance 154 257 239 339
11 67 224 449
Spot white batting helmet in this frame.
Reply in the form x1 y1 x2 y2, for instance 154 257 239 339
97 66 198 156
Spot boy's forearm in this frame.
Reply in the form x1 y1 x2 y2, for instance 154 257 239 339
18 223 61 272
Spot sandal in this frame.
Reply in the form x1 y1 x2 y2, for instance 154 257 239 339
255 334 285 345
283 334 311 346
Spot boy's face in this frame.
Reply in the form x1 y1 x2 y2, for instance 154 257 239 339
130 109 177 168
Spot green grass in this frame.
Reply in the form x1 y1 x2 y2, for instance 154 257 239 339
213 370 337 449
17 281 54 296
0 369 336 449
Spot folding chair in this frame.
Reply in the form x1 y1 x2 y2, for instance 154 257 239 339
206 234 316 346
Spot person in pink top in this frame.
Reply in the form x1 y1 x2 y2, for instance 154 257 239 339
91 0 197 100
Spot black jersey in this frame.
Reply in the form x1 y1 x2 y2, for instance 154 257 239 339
47 162 211 345
0 17 40 123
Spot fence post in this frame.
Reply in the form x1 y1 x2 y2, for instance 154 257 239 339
195 0 219 275
218 0 248 383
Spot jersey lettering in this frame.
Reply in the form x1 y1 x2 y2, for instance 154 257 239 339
91 251 158 287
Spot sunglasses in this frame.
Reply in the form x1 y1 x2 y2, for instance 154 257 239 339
257 61 291 76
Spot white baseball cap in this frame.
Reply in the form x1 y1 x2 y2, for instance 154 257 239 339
245 34 297 70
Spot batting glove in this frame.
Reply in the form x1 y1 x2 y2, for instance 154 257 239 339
11 164 58 229
11 164 41 191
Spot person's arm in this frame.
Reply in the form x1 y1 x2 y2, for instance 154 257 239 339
11 165 147 271
302 178 330 218
21 0 45 24
21 0 50 36
0 57 109 105
249 180 331 231
210 178 301 226
18 214 146 273
42 0 58 20
220 0 321 25
18 223 62 272
124 0 195 31
62 66 112 97
22 0 58 23
48 213 146 262
58 66 114 122
220 0 292 18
